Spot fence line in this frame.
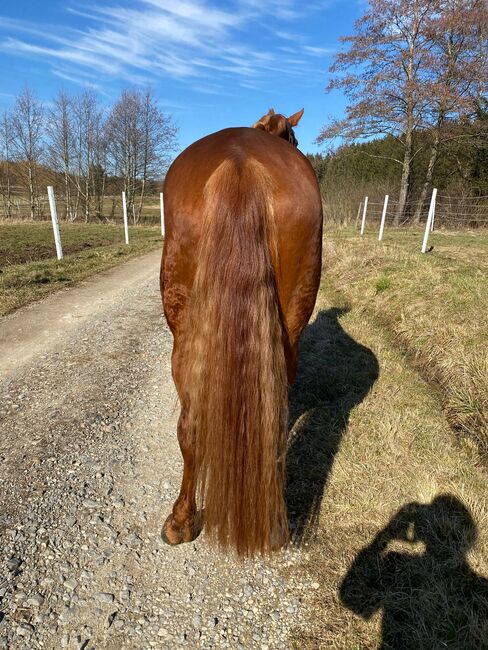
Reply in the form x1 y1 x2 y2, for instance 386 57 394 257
357 187 488 253
25 187 166 260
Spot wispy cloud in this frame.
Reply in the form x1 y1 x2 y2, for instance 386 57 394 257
0 0 333 93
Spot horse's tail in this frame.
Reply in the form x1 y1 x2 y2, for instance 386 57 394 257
184 157 289 557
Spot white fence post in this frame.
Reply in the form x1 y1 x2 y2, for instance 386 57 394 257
378 195 389 241
160 192 165 238
47 186 63 260
422 188 437 253
360 196 368 235
122 191 129 245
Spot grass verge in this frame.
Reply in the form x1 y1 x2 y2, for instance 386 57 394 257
0 223 162 316
322 227 488 459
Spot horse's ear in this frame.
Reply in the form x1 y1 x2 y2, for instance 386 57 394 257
287 108 304 126
267 107 275 115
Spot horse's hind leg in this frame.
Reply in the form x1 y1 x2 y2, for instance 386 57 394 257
161 407 201 545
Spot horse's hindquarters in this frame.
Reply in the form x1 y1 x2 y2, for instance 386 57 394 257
160 127 323 555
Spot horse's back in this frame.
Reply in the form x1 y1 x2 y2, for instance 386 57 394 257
164 127 320 229
162 127 323 342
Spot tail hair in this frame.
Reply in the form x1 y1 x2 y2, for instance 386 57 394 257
184 157 289 556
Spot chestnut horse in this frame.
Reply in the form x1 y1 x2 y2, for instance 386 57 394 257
160 108 323 556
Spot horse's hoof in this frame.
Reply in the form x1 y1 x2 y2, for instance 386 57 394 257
161 512 203 545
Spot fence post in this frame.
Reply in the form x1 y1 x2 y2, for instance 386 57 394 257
378 195 389 241
122 191 129 245
47 186 63 260
360 196 368 235
421 188 437 253
160 192 165 238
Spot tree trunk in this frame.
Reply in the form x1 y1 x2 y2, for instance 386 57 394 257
394 128 412 226
137 177 146 224
413 128 441 223
28 162 35 220
64 170 72 221
4 158 12 219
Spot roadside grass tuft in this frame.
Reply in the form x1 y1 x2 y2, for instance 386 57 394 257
375 275 391 294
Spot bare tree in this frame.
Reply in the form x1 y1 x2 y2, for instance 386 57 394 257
318 0 442 224
0 111 13 219
136 89 178 221
412 0 488 221
106 90 139 221
72 90 104 222
46 90 75 220
106 89 178 223
11 86 44 219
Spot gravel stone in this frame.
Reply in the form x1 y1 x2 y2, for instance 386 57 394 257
95 592 115 604
6 557 21 572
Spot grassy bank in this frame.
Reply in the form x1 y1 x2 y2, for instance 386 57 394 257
0 222 162 315
322 227 488 459
289 283 488 648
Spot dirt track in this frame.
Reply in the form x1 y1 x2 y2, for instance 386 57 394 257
0 250 315 649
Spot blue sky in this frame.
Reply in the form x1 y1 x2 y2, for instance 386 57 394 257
0 0 362 154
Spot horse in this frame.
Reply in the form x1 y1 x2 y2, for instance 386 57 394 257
160 107 323 556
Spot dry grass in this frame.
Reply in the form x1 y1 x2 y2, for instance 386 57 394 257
322 226 488 459
0 222 162 315
286 229 488 647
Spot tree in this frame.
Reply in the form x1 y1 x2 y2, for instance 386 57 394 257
318 0 487 224
72 90 104 222
318 0 446 224
0 111 13 219
46 90 75 220
11 86 44 219
136 89 178 222
106 89 177 223
412 0 488 221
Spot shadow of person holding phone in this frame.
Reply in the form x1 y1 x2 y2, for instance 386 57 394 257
340 495 488 649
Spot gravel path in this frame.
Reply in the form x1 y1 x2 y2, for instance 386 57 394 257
0 251 314 650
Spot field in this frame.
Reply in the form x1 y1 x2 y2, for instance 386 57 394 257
0 221 162 315
289 226 488 647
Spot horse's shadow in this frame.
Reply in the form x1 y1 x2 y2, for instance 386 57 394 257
285 307 379 543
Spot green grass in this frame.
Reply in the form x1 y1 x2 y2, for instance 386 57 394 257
0 221 160 266
322 226 488 458
0 221 162 315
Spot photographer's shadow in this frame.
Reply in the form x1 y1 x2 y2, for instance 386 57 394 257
340 495 488 649
285 307 379 542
